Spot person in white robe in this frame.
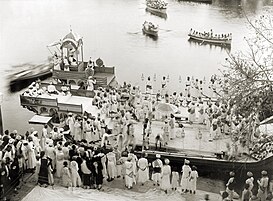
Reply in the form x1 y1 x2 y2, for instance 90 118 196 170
137 153 149 185
188 165 198 194
125 156 134 189
87 76 96 91
161 158 172 194
66 113 75 137
106 149 117 181
171 167 179 190
55 146 64 178
180 159 191 193
73 118 82 141
27 137 36 170
70 160 81 188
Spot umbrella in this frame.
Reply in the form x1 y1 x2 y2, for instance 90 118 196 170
155 102 178 114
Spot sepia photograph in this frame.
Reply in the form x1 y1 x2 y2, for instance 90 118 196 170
0 0 273 200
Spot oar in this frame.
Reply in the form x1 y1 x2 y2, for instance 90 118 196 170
199 40 204 45
127 31 142 35
158 28 172 32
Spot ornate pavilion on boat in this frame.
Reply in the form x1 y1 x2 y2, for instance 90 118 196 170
20 30 117 121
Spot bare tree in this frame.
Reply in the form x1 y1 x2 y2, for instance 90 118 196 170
223 10 273 121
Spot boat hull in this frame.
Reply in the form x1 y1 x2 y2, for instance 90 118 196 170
188 34 231 46
146 5 167 14
145 8 167 19
134 145 273 177
142 28 158 37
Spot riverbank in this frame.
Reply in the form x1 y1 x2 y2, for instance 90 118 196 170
19 176 224 201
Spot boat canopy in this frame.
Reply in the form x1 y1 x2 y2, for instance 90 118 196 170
29 115 52 125
60 31 83 50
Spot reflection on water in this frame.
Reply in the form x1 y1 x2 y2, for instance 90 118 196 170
188 38 231 52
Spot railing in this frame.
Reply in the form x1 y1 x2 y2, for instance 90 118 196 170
70 89 96 98
94 66 115 74
20 95 58 107
58 102 83 114
53 70 86 80
94 76 108 86
39 83 71 92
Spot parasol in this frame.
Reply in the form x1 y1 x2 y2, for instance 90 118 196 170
155 102 178 114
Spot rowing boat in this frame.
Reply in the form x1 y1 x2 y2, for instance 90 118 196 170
146 0 167 14
142 21 159 37
188 32 232 46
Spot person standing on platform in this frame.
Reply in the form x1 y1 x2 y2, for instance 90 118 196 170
152 154 163 186
185 76 191 97
66 113 75 138
169 114 175 140
188 102 196 124
226 171 236 200
41 125 48 151
87 76 96 91
137 152 149 186
162 120 170 146
146 76 153 96
257 170 269 201
161 76 167 97
161 158 172 194
73 117 82 142
189 165 198 194
180 159 191 193
85 119 93 144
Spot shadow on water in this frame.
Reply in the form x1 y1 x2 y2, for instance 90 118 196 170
142 31 159 41
188 38 231 52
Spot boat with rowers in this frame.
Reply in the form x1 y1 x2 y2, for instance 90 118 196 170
146 0 167 14
142 21 159 37
188 29 232 46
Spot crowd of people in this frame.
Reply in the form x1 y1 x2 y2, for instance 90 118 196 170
223 170 273 201
0 126 202 200
146 0 168 9
189 29 232 40
4 72 273 200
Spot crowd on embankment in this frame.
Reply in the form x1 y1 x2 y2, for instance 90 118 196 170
1 74 273 201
